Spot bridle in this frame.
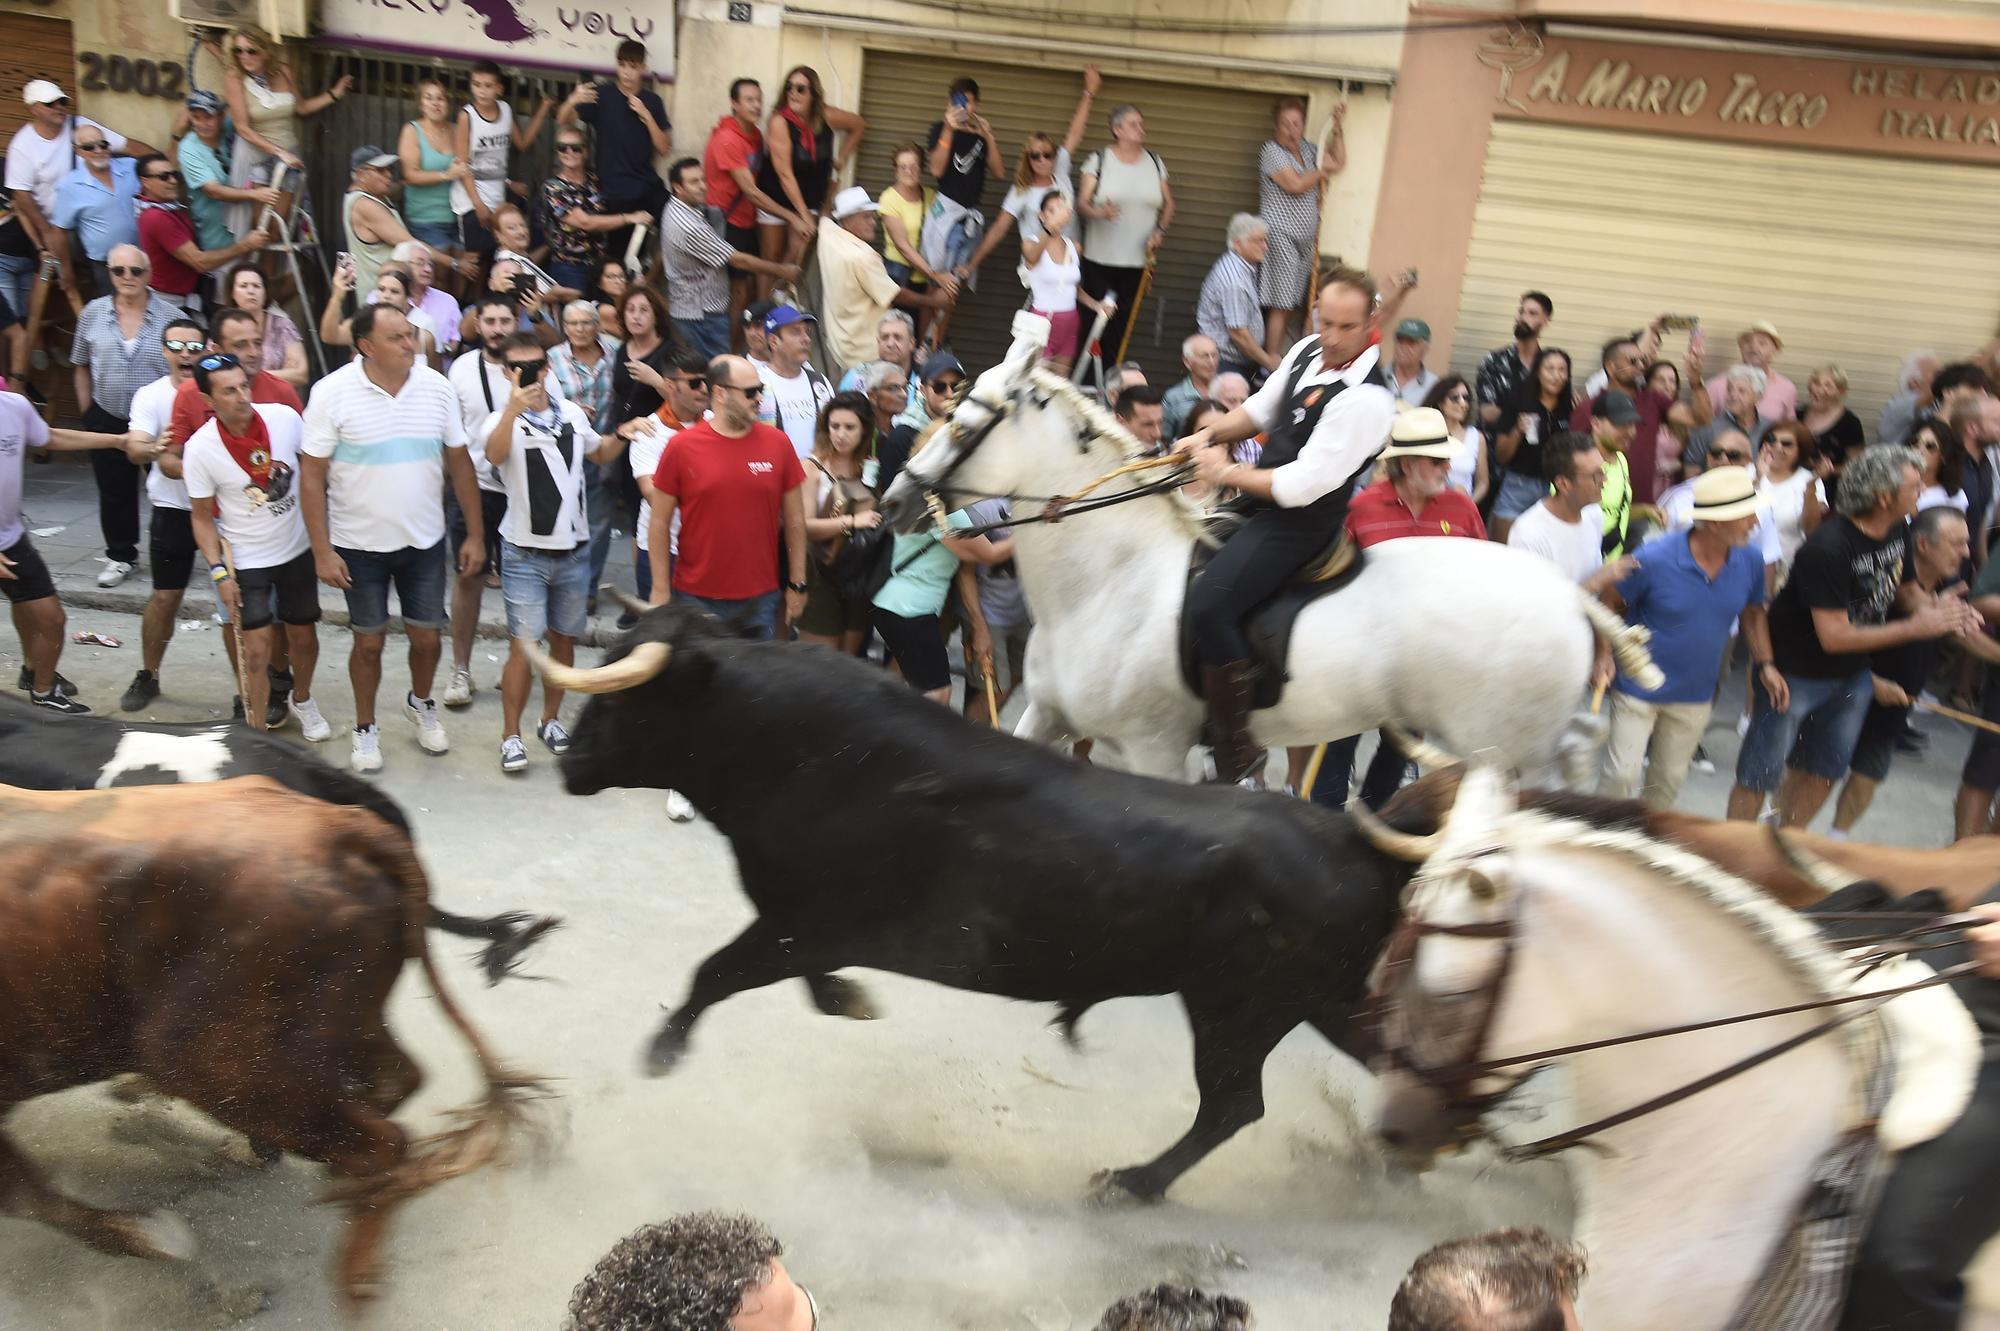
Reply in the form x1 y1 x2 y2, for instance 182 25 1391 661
1369 857 1983 1163
913 378 1196 539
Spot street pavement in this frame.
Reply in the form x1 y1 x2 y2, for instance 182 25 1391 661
1 455 1996 1326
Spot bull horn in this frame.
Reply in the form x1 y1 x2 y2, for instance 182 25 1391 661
1383 725 1461 772
1349 796 1443 863
1769 826 1863 896
598 584 652 618
522 640 672 695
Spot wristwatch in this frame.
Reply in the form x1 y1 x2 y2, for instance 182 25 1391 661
785 578 808 593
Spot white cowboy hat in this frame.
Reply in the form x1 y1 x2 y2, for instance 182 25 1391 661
1378 407 1460 461
1690 466 1761 522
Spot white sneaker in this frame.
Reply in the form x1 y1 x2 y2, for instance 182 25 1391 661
403 693 450 754
351 724 383 773
97 559 134 588
291 696 331 742
666 790 695 822
441 667 474 708
499 734 528 773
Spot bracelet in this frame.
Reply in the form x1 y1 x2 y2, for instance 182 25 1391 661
210 565 232 583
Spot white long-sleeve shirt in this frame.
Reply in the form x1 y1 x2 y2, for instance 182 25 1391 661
1240 340 1399 509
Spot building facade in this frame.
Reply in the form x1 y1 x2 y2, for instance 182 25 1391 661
1371 2 2000 428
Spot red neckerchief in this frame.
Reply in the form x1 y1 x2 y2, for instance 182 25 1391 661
216 409 273 490
1321 335 1376 374
779 107 819 162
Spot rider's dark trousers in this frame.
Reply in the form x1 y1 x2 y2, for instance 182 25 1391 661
1189 501 1342 666
1839 884 2000 1331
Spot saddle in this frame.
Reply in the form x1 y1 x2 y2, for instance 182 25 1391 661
1176 522 1367 710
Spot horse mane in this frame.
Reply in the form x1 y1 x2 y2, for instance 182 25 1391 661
1455 806 1889 1131
1019 366 1212 543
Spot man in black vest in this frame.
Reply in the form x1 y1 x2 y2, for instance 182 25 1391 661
1177 268 1398 787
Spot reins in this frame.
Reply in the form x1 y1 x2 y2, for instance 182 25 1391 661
1379 905 1985 1162
928 452 1197 538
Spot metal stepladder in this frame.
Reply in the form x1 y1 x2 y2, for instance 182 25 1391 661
250 162 334 379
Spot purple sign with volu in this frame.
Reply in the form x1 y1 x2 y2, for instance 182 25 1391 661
320 0 673 78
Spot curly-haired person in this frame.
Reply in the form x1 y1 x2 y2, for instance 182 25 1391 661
565 1211 817 1331
1094 1283 1252 1331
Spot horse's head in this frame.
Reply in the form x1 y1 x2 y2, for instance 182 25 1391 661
1359 756 1534 1169
881 312 1137 533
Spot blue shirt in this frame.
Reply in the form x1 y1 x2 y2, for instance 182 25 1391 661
176 131 233 251
1615 530 1766 704
53 158 140 261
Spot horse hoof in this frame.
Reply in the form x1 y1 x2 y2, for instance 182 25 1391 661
813 976 878 1021
124 1208 198 1261
1086 1168 1163 1208
643 1030 688 1078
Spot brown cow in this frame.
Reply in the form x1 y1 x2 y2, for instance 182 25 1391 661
1378 769 2000 912
0 778 546 1301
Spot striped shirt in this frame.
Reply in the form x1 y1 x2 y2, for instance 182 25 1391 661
70 294 183 419
1196 250 1262 358
301 359 466 552
658 195 734 319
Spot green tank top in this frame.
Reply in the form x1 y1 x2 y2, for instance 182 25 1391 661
402 121 453 225
343 189 398 293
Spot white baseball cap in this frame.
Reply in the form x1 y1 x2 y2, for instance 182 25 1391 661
831 186 878 221
22 80 66 106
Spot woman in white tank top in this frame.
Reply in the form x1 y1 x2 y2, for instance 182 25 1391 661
1017 193 1105 377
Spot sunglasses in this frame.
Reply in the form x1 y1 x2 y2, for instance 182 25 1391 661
930 377 965 391
164 338 205 352
233 45 261 55
556 142 586 153
76 140 109 151
787 82 812 94
722 382 765 401
197 353 239 373
669 375 707 388
1027 150 1054 161
1709 450 1750 463
145 170 181 182
45 97 70 108
1446 391 1471 402
107 264 146 277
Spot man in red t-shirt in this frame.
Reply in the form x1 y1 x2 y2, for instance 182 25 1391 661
169 307 303 443
703 79 811 337
648 354 809 640
135 154 267 307
1308 407 1484 811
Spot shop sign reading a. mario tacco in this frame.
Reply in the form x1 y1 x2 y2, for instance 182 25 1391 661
1479 29 2000 164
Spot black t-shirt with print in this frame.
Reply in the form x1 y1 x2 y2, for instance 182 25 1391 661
925 121 990 210
1768 514 1910 680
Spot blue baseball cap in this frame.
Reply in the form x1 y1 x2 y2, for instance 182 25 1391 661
763 304 817 335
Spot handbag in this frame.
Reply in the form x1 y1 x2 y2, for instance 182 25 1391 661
810 457 899 601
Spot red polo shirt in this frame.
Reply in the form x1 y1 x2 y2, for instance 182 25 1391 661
703 114 763 231
1346 477 1487 547
169 371 304 444
137 203 200 296
653 418 805 599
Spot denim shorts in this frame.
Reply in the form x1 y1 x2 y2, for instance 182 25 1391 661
337 540 448 634
1734 667 1873 790
673 312 730 361
1492 468 1549 520
677 589 778 641
405 220 458 251
500 540 591 641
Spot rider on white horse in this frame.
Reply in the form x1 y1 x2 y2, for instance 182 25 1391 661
1178 267 1398 786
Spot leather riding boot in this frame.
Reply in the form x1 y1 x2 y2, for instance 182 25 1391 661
1201 661 1264 788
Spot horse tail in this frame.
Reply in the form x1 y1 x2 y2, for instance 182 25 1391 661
1578 593 1664 692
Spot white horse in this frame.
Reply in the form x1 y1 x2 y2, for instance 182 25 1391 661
1361 760 1976 1331
880 315 1657 781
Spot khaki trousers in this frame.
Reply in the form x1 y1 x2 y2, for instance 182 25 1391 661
1600 692 1713 808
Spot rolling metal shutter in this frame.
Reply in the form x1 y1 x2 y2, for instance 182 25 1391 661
1453 119 2000 433
856 49 1281 381
0 14 75 142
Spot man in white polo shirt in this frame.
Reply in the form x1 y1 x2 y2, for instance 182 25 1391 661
182 353 327 739
481 330 624 773
301 304 482 773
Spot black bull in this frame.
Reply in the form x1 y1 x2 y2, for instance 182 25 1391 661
0 696 556 983
549 605 1417 1201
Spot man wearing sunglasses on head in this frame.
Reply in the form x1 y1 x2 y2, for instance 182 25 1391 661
6 80 157 312
646 354 809 643
133 153 269 313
